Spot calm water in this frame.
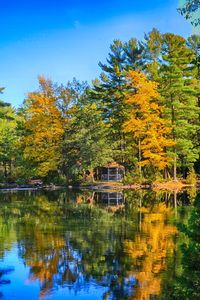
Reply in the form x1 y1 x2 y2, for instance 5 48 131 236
0 189 198 300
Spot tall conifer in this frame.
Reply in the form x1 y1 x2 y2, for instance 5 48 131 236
160 33 199 179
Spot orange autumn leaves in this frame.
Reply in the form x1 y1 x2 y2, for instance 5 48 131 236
123 71 174 170
23 71 174 176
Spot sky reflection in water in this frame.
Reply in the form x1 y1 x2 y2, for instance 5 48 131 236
0 189 196 299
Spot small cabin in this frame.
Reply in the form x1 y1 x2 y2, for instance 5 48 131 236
28 178 43 186
95 162 125 182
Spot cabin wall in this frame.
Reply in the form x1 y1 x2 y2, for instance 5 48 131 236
95 167 124 181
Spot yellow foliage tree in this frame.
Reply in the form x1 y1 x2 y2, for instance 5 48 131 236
123 71 174 171
23 76 64 177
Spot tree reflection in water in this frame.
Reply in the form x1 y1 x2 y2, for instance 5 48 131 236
124 203 177 299
16 210 133 298
0 189 195 299
172 193 200 299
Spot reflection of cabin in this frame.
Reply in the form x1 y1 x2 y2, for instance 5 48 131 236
94 191 124 206
95 162 125 182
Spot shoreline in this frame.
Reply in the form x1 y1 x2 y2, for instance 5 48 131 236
0 180 199 192
81 181 199 192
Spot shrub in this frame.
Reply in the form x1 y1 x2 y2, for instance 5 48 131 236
123 169 144 185
186 168 196 185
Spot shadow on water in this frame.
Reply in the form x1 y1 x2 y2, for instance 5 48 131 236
0 188 198 299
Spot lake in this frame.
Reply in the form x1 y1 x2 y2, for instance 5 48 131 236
0 189 199 299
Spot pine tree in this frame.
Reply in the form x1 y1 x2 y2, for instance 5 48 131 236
91 39 142 164
187 34 200 173
160 33 199 179
143 28 163 81
123 38 144 71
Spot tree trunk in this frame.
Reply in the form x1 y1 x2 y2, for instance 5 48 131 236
9 160 12 177
171 101 177 181
4 162 7 178
138 138 142 177
89 168 95 183
174 190 178 218
173 147 177 181
164 168 167 180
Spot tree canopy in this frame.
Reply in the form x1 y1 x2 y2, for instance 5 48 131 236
0 29 199 185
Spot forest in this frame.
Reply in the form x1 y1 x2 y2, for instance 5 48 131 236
0 29 200 185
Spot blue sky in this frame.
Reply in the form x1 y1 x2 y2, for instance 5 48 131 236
0 0 192 106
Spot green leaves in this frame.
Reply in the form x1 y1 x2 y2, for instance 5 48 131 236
0 89 19 180
160 33 200 171
62 101 113 182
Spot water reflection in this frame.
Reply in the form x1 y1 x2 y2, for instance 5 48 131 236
124 203 177 299
172 193 200 299
0 267 14 299
0 189 197 299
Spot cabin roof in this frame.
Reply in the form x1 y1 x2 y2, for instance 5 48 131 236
102 162 125 169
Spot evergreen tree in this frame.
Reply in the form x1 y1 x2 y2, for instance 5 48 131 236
123 38 144 71
92 39 127 164
143 28 163 81
187 35 200 81
91 39 142 165
160 33 199 179
63 102 113 183
187 35 200 173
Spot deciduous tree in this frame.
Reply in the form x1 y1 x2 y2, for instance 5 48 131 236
23 77 64 177
123 71 174 173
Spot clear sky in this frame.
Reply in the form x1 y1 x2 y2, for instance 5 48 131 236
0 0 193 106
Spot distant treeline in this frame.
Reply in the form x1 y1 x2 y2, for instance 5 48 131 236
0 29 199 184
